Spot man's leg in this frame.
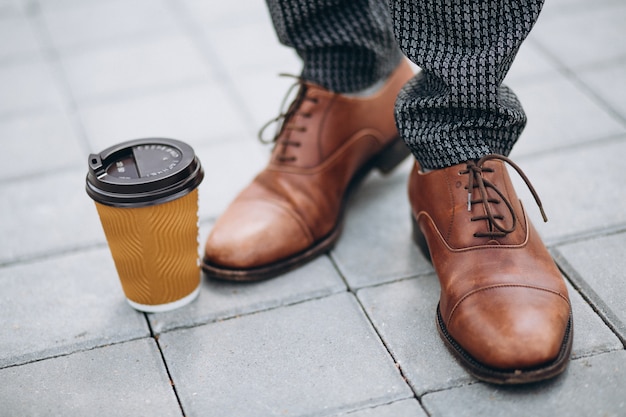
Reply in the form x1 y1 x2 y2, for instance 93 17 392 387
390 0 539 167
389 0 573 383
266 0 404 93
202 0 413 280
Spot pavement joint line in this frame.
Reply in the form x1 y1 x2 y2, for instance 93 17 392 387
552 249 626 347
538 0 624 20
562 69 626 129
0 104 58 121
416 379 482 400
0 334 151 371
327 250 351 291
548 54 626 74
47 29 180 59
514 132 626 164
329 249 435 292
27 4 93 157
349 272 499 402
352 284 424 401
352 271 438 293
151 278 348 336
544 222 626 249
68 76 212 108
145 315 188 417
568 346 626 361
0 163 84 186
164 0 259 136
0 241 108 269
340 397 426 417
527 38 626 129
414 351 624 401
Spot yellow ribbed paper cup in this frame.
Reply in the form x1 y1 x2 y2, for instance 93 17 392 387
86 138 204 313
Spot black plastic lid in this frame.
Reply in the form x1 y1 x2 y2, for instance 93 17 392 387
86 138 204 207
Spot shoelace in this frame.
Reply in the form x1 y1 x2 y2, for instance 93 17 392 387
258 74 319 162
461 154 548 238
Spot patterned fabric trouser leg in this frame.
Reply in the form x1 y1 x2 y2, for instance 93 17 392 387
390 0 544 169
265 0 404 93
265 0 544 169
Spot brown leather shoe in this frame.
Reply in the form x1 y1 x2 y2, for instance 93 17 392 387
409 154 573 384
203 60 414 281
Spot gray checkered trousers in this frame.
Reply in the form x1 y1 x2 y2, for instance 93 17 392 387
265 0 544 169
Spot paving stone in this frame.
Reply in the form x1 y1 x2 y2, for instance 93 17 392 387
195 139 268 220
508 72 625 158
40 0 179 52
160 293 412 417
357 272 622 396
530 2 626 69
540 0 621 18
0 338 182 417
0 169 105 264
228 65 307 131
357 275 471 395
34 0 99 10
0 110 84 181
331 164 433 290
0 59 65 116
510 138 626 244
504 41 559 84
181 0 268 29
174 0 298 133
0 13 41 61
0 248 149 368
61 34 212 103
148 254 346 334
577 60 626 122
78 80 249 153
331 399 427 417
421 350 626 417
567 280 623 359
202 13 297 77
0 0 32 16
556 232 626 342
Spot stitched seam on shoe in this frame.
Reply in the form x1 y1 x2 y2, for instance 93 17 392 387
444 168 456 242
317 94 335 162
447 284 571 324
416 209 531 253
267 128 386 174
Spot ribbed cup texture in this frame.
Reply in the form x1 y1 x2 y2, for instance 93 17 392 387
95 189 200 306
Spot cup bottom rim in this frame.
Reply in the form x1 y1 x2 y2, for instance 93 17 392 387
126 284 200 313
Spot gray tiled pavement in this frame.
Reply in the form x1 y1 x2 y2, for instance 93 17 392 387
1 0 625 416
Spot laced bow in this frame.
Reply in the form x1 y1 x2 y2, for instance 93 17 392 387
258 75 320 164
461 154 548 238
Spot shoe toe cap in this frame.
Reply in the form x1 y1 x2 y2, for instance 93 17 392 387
204 199 314 270
447 286 571 371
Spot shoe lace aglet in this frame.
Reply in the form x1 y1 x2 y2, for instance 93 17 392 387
467 192 472 211
539 205 548 223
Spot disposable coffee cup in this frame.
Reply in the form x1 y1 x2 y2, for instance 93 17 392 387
86 138 204 313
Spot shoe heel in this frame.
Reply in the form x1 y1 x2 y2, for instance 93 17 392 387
411 214 431 262
374 137 411 174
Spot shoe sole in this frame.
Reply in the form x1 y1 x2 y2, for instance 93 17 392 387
412 214 573 384
201 136 412 282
